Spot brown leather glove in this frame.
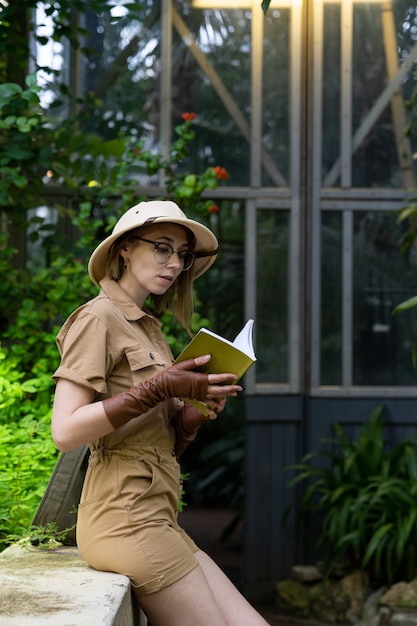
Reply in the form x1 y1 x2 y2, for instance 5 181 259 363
174 404 210 458
102 358 208 430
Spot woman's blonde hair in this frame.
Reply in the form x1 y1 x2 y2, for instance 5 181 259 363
105 225 196 332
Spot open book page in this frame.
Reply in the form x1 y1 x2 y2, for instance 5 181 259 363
174 319 256 415
231 319 256 359
198 319 255 360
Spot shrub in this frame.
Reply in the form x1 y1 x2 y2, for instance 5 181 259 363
287 405 417 585
0 345 59 549
1 2 233 549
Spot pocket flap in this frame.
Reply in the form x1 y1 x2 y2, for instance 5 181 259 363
125 345 167 371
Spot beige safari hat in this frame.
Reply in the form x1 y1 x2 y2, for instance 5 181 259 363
88 200 219 286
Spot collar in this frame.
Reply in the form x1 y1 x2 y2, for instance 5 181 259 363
98 277 160 325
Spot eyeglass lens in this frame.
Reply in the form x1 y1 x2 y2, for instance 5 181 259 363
154 242 194 270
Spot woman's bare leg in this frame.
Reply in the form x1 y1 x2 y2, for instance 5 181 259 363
137 550 270 626
137 560 227 626
195 550 270 626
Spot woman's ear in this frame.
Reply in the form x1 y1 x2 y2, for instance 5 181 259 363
119 243 130 260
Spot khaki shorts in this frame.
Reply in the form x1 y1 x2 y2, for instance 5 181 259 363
76 444 199 595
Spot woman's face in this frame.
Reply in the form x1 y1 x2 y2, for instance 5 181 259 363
118 223 191 306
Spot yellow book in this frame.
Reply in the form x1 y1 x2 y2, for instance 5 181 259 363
174 319 256 415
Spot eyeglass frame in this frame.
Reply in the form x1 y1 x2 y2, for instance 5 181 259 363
133 236 196 271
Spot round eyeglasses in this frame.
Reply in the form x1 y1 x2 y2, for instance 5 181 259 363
134 237 195 271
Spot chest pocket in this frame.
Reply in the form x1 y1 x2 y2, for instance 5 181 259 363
125 345 169 385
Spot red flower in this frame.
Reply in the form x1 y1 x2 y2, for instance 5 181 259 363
208 204 219 214
181 112 197 121
213 166 229 180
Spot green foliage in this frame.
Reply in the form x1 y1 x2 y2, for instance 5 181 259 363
178 472 190 514
0 106 223 549
0 344 59 550
0 1 232 549
393 74 417 352
287 405 417 585
397 190 417 258
138 115 225 219
8 522 74 551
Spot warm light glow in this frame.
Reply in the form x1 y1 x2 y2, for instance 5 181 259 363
192 0 383 6
192 0 289 6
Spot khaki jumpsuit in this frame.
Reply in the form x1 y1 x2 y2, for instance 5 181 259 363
53 277 199 596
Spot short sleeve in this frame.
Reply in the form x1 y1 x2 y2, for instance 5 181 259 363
53 312 114 395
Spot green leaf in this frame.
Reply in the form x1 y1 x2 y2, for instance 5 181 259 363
393 295 417 313
363 523 393 567
261 0 271 14
0 83 22 105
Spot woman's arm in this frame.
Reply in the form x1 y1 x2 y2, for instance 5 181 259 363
52 355 242 453
52 379 114 452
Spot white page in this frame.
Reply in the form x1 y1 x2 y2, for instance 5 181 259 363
198 319 256 360
232 319 256 359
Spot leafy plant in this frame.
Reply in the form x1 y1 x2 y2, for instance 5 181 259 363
178 472 190 514
0 110 226 547
287 405 417 585
393 289 417 370
0 0 232 549
0 344 59 550
7 522 75 550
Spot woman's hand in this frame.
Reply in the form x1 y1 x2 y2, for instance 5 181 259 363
192 354 243 411
174 396 228 457
173 356 242 457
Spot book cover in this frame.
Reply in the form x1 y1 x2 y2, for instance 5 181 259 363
174 319 256 415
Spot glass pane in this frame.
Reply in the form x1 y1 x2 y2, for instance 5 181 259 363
321 0 417 188
79 3 160 144
322 3 341 184
321 212 342 385
262 7 290 186
256 209 289 383
196 200 245 336
353 211 417 386
173 3 252 184
352 4 396 186
351 1 417 186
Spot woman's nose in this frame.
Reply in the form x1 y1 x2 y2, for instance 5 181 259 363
167 251 183 269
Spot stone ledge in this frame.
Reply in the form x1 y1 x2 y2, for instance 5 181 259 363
0 544 140 625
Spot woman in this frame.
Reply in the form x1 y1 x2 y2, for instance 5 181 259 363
52 200 269 626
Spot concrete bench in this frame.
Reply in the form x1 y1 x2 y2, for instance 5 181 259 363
0 544 148 625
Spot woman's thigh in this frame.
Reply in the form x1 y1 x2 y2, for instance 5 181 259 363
138 551 270 626
138 558 227 626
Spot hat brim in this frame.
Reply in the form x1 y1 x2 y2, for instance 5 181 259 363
88 206 218 286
